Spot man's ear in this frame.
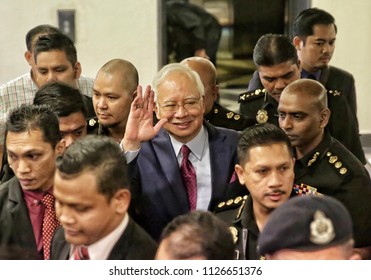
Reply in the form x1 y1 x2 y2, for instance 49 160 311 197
211 84 219 101
293 36 302 51
319 108 331 128
131 89 137 100
113 189 131 214
55 139 66 156
24 51 33 65
235 164 245 186
74 62 82 79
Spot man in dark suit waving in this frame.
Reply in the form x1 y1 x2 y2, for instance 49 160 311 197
121 63 239 240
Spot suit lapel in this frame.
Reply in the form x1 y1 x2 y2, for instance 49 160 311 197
319 66 330 85
206 122 231 209
8 178 38 251
107 219 134 260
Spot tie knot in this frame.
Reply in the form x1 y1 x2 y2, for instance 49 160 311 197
181 145 191 158
74 246 90 260
42 193 55 208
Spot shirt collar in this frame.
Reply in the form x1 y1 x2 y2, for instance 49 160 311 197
71 213 129 260
23 187 53 205
301 69 321 81
170 125 207 161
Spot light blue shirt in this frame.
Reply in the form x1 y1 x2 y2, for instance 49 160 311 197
170 125 211 210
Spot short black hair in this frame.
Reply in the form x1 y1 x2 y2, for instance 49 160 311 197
5 104 61 148
56 135 130 200
238 123 293 165
34 82 88 118
293 8 337 41
34 32 77 65
160 210 234 260
253 34 298 67
25 24 61 51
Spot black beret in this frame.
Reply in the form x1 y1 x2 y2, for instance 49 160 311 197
258 195 353 256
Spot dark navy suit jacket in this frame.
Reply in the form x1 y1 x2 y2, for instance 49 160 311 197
129 121 239 240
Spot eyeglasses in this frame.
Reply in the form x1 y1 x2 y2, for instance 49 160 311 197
157 97 201 113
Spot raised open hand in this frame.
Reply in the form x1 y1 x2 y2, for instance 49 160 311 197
122 85 167 151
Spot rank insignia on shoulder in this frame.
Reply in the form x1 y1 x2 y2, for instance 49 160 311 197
216 195 248 211
327 89 342 96
88 118 98 127
239 89 266 103
326 152 348 175
226 112 234 119
307 152 320 167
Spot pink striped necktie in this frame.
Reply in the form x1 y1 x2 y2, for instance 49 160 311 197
74 246 90 260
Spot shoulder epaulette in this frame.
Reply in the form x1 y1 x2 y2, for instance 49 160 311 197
239 89 266 103
212 107 242 121
326 89 342 97
215 195 248 215
325 151 348 176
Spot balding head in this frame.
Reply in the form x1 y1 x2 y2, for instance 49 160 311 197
180 57 218 114
93 59 139 140
281 79 328 111
278 79 331 158
97 58 139 94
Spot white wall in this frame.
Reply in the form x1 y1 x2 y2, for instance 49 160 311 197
312 0 371 133
0 0 160 87
0 0 370 133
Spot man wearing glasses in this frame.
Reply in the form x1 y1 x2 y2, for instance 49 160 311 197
121 63 239 240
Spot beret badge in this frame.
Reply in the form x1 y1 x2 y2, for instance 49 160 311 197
309 210 335 245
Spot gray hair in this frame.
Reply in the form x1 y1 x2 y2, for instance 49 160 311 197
152 63 205 101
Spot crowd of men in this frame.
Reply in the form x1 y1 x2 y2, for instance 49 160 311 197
0 7 370 260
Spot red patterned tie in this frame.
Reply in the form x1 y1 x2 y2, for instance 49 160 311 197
180 145 197 210
74 246 90 260
42 193 61 260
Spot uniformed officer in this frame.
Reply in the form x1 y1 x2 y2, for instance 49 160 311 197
239 34 301 126
215 123 298 260
239 34 365 164
258 195 359 260
181 56 254 131
278 79 371 259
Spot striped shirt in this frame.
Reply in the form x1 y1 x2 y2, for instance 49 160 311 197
0 72 94 144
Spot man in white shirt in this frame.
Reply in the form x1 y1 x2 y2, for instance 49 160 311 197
51 135 157 260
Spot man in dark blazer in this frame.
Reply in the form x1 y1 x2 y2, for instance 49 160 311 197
292 8 365 163
121 63 239 240
239 34 365 164
0 104 65 260
51 136 157 260
278 79 371 259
